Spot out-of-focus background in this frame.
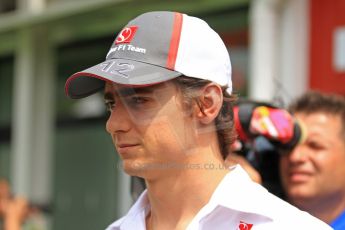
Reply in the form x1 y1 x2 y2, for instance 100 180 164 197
0 0 344 229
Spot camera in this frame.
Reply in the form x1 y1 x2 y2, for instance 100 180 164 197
233 99 304 198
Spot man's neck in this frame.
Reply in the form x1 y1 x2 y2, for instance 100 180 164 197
145 151 229 230
293 193 345 224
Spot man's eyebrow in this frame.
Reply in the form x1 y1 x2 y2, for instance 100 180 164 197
104 87 154 100
104 83 168 100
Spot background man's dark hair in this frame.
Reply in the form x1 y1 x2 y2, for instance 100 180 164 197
288 90 345 140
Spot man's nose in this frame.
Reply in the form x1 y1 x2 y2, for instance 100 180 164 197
287 144 309 163
106 102 132 134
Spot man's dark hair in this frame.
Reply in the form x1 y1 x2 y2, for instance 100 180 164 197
174 76 237 159
288 90 345 140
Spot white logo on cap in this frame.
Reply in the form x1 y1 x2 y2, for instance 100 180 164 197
106 44 146 59
100 61 134 78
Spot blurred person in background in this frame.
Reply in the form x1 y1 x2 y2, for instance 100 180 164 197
280 91 345 229
0 179 47 230
0 179 29 230
65 11 331 230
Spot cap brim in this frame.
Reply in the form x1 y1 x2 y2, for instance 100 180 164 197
65 58 182 99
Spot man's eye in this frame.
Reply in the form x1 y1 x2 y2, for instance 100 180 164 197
104 100 115 111
131 96 148 104
123 96 149 107
307 141 324 150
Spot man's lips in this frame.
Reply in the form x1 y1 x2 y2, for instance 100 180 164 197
116 143 140 155
287 170 313 183
117 143 139 148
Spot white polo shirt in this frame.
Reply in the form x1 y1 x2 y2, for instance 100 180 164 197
106 165 332 230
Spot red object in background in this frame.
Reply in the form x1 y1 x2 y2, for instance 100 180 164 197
309 0 345 95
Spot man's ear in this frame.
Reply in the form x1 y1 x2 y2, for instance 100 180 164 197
196 83 223 124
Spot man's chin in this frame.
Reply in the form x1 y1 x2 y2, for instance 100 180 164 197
121 160 147 176
286 186 316 202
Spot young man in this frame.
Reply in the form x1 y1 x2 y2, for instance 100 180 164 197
280 91 345 229
65 11 331 229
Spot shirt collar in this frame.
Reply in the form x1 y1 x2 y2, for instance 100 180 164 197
117 190 150 230
330 209 345 229
186 165 273 226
